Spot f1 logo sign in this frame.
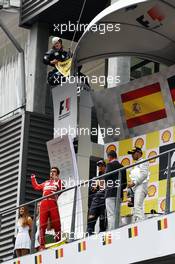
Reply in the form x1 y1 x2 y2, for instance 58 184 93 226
136 5 165 29
147 6 165 22
59 97 71 120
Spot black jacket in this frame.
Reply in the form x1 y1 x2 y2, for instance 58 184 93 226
105 160 127 198
88 171 104 209
43 48 69 67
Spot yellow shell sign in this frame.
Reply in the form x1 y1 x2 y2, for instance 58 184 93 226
148 151 157 163
160 199 166 212
106 144 117 154
161 130 171 143
135 138 144 148
121 158 130 167
148 184 157 197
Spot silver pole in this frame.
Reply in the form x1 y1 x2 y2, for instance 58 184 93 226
30 202 38 254
69 186 78 242
165 151 171 214
0 17 26 106
115 170 122 229
19 51 26 106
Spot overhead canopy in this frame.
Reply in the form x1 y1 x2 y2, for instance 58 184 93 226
72 0 175 70
20 0 109 41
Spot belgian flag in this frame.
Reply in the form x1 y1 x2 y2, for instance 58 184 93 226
128 226 138 238
102 233 112 246
55 248 64 259
157 218 168 231
121 82 167 128
13 261 20 264
167 75 175 105
35 255 42 264
78 241 86 252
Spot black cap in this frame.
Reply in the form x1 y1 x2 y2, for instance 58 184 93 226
107 150 117 159
97 160 106 166
128 147 143 155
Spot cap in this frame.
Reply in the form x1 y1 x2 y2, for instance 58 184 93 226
97 160 106 166
128 147 143 155
52 37 62 45
107 150 117 159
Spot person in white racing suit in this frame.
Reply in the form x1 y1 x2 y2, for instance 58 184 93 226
127 147 150 223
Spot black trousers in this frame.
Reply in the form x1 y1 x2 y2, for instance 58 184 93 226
87 205 107 235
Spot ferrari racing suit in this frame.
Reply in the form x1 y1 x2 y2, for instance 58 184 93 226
31 175 63 248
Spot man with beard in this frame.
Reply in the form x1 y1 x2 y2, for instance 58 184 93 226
31 167 64 250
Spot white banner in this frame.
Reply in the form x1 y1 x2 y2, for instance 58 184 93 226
47 134 83 238
9 212 175 264
52 83 77 139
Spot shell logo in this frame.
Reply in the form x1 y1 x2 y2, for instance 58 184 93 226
148 185 157 197
161 130 171 143
121 158 130 167
135 138 144 148
148 151 157 163
106 144 117 154
160 199 165 212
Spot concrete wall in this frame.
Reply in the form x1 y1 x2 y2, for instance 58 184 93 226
0 11 29 117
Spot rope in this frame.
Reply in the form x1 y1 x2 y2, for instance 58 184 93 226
70 0 87 54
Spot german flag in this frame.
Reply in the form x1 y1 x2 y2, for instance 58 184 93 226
128 226 138 238
157 218 168 231
121 83 167 128
55 248 64 259
78 241 86 252
167 75 175 104
35 255 42 264
13 261 20 264
102 233 112 246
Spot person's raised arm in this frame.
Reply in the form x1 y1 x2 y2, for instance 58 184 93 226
31 174 44 191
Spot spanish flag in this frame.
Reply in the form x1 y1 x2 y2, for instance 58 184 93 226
121 83 167 128
102 233 112 246
13 261 20 264
55 248 64 259
55 58 72 77
35 255 42 264
128 226 138 238
167 75 175 104
78 241 86 252
157 218 168 231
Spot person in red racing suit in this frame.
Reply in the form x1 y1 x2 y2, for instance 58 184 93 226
31 167 64 250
